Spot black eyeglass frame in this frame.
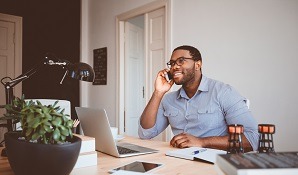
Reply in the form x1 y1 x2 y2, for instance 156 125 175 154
166 57 195 68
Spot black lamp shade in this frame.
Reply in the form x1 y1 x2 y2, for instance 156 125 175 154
67 62 95 82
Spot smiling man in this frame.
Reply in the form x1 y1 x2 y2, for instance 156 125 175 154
138 45 259 152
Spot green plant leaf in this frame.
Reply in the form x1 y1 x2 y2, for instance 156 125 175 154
52 117 62 126
32 121 41 129
66 120 73 128
43 124 52 132
44 113 52 120
43 121 51 126
36 100 42 106
53 128 61 141
43 135 48 144
41 106 50 113
26 113 35 123
31 132 41 141
53 113 63 117
35 108 42 114
60 135 66 141
69 128 73 137
60 126 69 136
28 117 41 128
40 118 49 124
53 100 59 107
38 126 46 135
25 128 33 137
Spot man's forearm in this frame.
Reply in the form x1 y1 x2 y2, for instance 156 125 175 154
140 90 165 129
201 135 253 152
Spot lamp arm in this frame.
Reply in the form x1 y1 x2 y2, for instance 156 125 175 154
1 61 46 89
1 55 70 89
45 57 70 84
0 60 47 131
0 56 68 131
47 59 68 66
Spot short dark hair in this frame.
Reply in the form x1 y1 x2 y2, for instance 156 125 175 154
173 45 202 62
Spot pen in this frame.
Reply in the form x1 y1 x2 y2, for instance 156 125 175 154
192 148 207 155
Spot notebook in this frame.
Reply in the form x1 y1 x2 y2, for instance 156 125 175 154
75 107 158 158
166 147 226 164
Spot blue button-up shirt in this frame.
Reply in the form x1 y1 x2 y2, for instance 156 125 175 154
138 75 259 151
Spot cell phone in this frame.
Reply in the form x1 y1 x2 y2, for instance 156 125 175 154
109 161 163 174
166 72 172 81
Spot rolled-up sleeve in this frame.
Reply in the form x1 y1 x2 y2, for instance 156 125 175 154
138 104 169 139
220 86 259 151
138 122 159 139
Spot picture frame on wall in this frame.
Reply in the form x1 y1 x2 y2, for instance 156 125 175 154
93 47 107 85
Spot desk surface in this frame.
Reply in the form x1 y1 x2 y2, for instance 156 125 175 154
0 136 224 175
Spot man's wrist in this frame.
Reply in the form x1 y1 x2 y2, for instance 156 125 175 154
153 90 166 97
197 137 207 147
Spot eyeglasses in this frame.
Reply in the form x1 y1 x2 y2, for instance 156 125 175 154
166 57 194 68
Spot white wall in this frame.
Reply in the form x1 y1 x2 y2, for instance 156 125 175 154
172 0 298 151
80 0 155 126
82 0 298 151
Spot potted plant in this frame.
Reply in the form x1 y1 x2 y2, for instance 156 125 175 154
0 95 81 175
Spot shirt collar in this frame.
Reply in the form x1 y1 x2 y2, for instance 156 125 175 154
198 75 209 92
177 75 209 99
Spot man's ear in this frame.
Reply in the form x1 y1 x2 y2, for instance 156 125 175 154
195 60 202 70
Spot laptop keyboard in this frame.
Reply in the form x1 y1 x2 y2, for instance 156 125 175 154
117 146 140 154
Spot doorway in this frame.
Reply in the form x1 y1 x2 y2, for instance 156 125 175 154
0 13 22 144
124 15 145 137
116 0 172 141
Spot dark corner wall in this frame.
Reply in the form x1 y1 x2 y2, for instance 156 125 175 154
0 0 81 119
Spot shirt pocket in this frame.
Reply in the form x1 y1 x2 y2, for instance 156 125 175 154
164 106 186 130
197 107 221 129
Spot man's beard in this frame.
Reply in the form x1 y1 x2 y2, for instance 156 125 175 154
174 65 196 85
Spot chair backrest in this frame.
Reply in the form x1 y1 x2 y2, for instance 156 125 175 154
244 99 250 109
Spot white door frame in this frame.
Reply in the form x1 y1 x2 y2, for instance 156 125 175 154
0 13 23 98
116 0 172 138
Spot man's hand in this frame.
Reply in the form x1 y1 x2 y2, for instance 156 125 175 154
155 69 174 93
170 133 204 148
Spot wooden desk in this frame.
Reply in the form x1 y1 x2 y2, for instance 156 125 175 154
0 136 224 175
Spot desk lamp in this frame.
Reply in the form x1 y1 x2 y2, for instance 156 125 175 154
0 53 94 157
0 53 95 132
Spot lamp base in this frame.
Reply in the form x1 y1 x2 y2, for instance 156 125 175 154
1 147 7 157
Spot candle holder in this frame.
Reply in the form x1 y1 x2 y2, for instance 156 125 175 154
258 124 275 153
227 124 244 154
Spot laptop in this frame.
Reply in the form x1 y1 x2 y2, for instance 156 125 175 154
75 107 158 158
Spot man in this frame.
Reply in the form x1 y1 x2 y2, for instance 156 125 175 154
138 45 259 152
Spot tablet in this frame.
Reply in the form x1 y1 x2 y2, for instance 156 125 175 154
109 161 163 173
